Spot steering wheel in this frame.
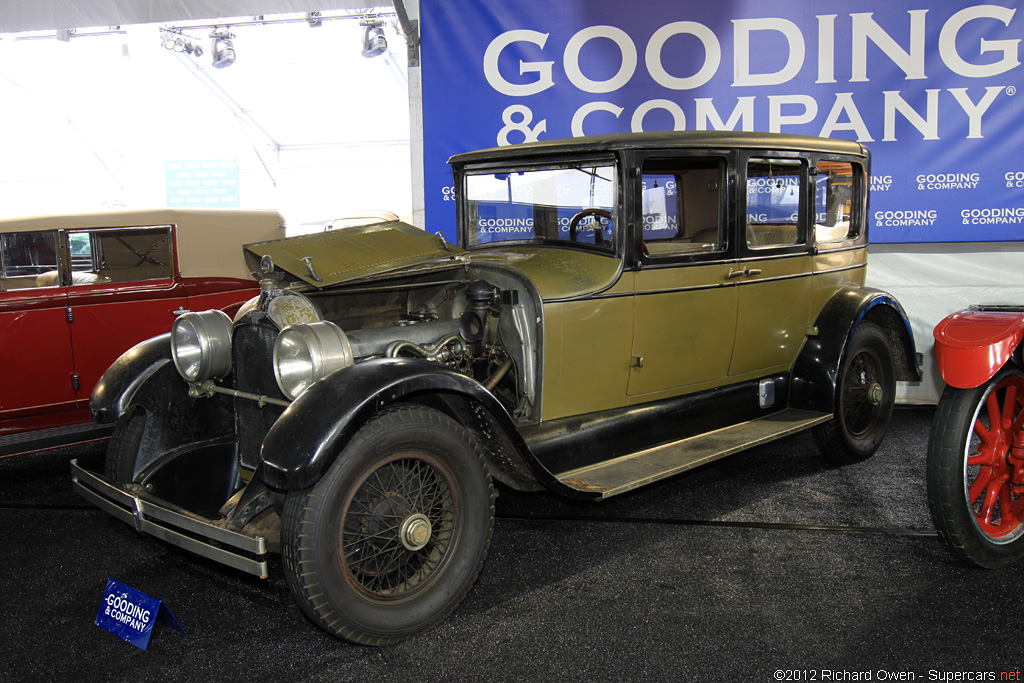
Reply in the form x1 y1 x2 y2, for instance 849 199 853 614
568 209 612 245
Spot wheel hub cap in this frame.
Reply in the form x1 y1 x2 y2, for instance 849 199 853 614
868 383 883 406
400 513 432 551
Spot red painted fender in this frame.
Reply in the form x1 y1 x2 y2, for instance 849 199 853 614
933 310 1024 389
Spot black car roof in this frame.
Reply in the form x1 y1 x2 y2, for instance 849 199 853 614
448 130 867 165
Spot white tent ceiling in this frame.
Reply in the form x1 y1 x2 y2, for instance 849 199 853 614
0 2 414 229
0 1 394 33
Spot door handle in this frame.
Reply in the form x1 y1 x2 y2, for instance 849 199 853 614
173 307 191 316
727 267 763 278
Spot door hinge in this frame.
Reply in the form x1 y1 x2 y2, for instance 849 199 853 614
71 374 81 391
65 307 74 323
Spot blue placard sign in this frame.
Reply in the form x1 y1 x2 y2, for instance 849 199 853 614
95 578 185 651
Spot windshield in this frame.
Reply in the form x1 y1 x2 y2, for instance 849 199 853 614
464 163 616 250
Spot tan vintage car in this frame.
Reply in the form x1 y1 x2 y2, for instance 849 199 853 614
72 132 920 645
0 208 285 456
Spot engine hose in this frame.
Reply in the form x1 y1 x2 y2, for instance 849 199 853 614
483 357 513 391
385 334 464 362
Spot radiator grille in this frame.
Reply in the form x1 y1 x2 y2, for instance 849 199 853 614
231 320 286 471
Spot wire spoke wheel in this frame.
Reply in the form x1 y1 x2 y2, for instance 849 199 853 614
928 368 1024 568
813 321 895 464
341 454 458 599
841 346 884 437
281 405 494 645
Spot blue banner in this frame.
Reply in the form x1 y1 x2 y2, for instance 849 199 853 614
421 1 1024 244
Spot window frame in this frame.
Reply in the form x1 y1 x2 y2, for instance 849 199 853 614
631 150 735 269
459 154 622 255
61 224 176 286
810 154 868 252
738 151 812 260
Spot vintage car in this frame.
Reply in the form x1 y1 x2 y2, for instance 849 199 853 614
0 209 285 456
71 132 920 645
929 306 1024 568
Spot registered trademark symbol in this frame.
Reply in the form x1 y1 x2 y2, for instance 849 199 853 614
1007 86 1017 96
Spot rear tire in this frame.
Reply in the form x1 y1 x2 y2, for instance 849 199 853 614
280 405 494 645
813 322 896 464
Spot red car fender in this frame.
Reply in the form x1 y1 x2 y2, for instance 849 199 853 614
933 310 1024 389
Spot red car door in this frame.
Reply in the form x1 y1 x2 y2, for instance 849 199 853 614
63 225 188 406
0 285 76 423
0 228 78 431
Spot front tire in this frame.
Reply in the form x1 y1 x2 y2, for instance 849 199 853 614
813 321 896 464
927 367 1024 568
104 407 146 483
280 405 494 645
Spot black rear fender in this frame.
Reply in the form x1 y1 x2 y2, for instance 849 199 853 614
791 287 920 412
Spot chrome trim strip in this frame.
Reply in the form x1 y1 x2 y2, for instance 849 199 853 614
811 263 867 276
547 261 866 302
71 459 269 578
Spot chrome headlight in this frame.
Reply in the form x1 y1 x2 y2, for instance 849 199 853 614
273 321 354 400
171 310 233 382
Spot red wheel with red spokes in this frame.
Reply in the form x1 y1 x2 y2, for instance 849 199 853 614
928 367 1024 568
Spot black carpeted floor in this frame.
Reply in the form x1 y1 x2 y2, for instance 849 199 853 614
2 407 1022 682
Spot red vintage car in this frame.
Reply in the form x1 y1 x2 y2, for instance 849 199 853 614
0 208 285 456
930 306 1024 568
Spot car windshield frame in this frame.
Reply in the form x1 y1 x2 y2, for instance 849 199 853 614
459 155 620 254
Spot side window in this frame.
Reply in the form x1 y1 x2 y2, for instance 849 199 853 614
746 158 803 249
70 226 174 285
814 160 860 245
0 231 60 289
640 158 723 257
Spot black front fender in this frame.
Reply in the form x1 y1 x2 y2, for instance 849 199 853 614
259 357 528 491
90 333 173 424
791 287 920 412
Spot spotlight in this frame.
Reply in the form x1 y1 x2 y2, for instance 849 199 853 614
210 28 236 68
160 29 203 57
360 19 386 58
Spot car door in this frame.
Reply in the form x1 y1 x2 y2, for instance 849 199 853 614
728 153 813 378
63 224 188 404
628 154 738 398
0 229 77 420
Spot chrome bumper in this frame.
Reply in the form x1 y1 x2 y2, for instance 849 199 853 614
71 459 269 578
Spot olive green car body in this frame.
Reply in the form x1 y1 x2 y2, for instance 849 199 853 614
72 132 919 642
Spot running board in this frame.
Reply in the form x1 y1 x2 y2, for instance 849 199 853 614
0 421 114 458
555 409 831 499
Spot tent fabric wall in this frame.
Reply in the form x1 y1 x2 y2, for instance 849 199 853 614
867 242 1024 404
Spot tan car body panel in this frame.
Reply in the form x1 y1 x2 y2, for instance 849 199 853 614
244 221 464 288
537 245 869 421
811 247 868 311
730 254 813 377
0 208 285 282
629 262 738 397
541 291 634 420
469 247 622 301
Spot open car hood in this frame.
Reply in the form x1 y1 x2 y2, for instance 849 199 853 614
243 221 465 287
